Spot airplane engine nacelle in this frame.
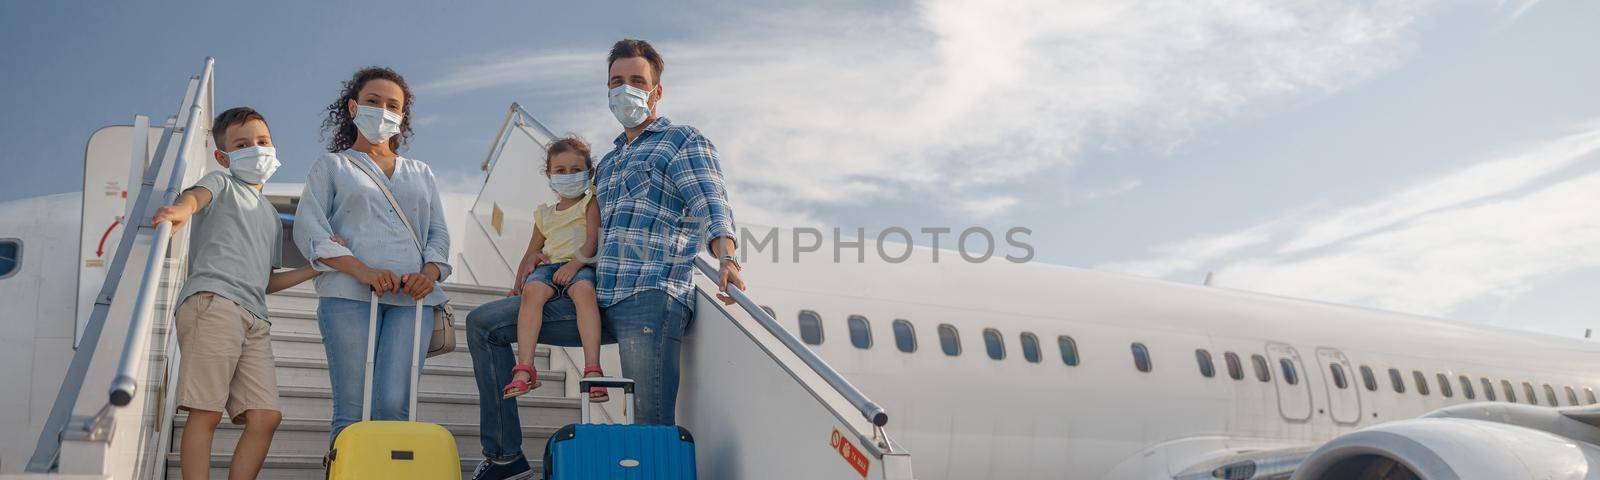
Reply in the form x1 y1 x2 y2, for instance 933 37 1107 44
1293 415 1600 480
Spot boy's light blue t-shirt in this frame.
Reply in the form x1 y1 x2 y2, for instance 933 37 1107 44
175 170 282 321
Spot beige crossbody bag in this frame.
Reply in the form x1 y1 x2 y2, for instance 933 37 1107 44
340 152 456 358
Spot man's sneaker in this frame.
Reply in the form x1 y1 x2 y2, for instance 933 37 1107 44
470 455 533 480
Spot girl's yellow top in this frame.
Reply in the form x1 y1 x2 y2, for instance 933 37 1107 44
534 193 591 263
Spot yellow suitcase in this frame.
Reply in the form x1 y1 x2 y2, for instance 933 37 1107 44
327 294 461 479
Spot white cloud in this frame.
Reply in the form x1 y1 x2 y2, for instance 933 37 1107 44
419 0 1438 223
956 196 1021 217
1099 121 1600 318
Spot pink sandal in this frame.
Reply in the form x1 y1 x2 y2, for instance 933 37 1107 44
501 364 541 399
584 365 609 403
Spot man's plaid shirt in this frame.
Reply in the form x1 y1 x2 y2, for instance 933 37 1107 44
594 117 736 309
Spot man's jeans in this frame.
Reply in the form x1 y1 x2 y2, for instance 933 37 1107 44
466 289 691 461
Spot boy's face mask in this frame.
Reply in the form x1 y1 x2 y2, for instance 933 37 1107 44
550 171 590 199
354 104 403 145
227 145 280 185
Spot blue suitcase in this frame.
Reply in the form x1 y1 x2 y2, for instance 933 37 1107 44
543 377 697 479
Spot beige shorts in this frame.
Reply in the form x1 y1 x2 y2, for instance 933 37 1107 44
175 293 279 423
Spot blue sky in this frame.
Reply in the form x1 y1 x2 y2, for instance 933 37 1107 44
3 0 1599 337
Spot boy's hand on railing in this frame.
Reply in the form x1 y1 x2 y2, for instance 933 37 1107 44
150 204 195 234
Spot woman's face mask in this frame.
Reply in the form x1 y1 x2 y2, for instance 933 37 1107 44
353 104 403 145
549 171 591 199
227 145 280 185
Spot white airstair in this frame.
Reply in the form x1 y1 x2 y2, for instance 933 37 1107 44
16 58 914 479
163 284 577 478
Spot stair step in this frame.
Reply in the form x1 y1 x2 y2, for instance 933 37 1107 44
274 356 567 398
165 453 543 479
267 331 551 371
267 285 506 314
276 385 581 427
265 307 473 337
169 416 558 459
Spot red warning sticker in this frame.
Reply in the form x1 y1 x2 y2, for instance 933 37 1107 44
830 428 870 478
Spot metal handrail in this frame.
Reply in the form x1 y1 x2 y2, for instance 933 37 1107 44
691 255 889 427
109 56 213 406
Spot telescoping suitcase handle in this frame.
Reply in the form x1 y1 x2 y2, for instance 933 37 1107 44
578 377 636 424
361 291 426 422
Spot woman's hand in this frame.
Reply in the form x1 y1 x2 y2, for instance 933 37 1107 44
552 261 583 286
355 266 401 296
509 253 549 296
401 263 441 300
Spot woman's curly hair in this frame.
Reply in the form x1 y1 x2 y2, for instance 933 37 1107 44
322 66 415 153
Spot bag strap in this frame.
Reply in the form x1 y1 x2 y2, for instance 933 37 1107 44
340 152 425 256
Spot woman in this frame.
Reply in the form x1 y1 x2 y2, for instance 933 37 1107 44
293 66 451 445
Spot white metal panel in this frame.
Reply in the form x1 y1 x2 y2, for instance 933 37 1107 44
76 124 167 345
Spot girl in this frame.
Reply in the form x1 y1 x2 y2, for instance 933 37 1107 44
294 66 452 444
502 137 607 402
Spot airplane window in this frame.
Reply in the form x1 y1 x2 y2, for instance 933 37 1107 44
1566 386 1579 406
1225 353 1243 380
1389 369 1406 394
1132 343 1152 373
1459 376 1474 400
1058 336 1080 366
1251 355 1271 383
1360 366 1377 391
1502 380 1517 403
892 320 916 353
1020 333 1041 363
1279 359 1299 385
1195 349 1215 378
1413 371 1430 396
0 239 18 279
1330 364 1348 389
847 315 872 349
798 311 824 345
760 305 776 319
1481 378 1496 401
1586 387 1597 405
938 324 961 356
983 329 1006 360
1544 384 1559 407
1435 373 1452 398
1522 382 1537 405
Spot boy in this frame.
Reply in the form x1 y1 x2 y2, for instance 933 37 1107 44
151 107 317 480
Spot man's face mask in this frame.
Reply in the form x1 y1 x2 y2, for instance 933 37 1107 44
608 85 651 128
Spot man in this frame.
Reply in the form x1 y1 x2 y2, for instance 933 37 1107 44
466 38 744 480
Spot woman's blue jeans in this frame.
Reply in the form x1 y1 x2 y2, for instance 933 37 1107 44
317 297 433 444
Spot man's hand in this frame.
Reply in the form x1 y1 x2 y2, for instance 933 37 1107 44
552 261 583 286
150 203 196 234
401 263 441 300
715 258 745 305
356 266 401 296
509 253 549 296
